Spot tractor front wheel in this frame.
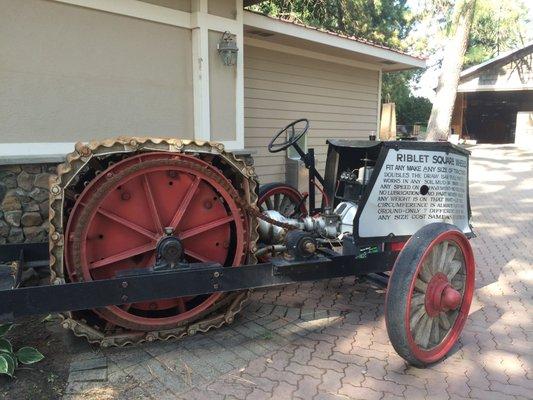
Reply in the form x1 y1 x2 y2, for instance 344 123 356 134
385 223 475 367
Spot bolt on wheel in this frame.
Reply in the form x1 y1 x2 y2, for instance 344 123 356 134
385 223 475 367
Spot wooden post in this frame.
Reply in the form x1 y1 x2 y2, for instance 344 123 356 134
379 103 397 141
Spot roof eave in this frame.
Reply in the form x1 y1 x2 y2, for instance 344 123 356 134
460 42 533 80
243 11 426 70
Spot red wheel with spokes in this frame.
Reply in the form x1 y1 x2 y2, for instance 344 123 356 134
385 223 475 367
65 152 248 331
258 182 307 217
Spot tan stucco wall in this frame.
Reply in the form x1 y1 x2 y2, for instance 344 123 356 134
141 0 191 12
208 0 237 19
0 0 194 143
209 30 237 141
244 46 379 183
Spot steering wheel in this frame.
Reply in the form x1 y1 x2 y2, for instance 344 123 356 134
268 118 310 153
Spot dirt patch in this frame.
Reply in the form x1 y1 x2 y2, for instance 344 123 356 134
1 315 92 400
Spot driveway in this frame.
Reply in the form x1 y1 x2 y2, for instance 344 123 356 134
63 144 533 400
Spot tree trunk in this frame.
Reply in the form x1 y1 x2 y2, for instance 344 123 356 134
426 0 477 141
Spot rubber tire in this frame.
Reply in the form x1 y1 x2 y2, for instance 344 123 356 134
258 182 307 216
385 222 475 367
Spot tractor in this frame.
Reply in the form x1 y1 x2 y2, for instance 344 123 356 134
0 119 475 367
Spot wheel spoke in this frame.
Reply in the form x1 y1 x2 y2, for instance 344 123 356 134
274 193 281 210
430 317 441 346
90 242 156 269
265 196 274 210
428 247 438 275
179 215 235 240
444 246 457 267
279 195 290 214
411 293 425 308
452 276 464 291
142 174 163 235
169 176 201 229
415 278 428 293
439 312 451 330
410 304 426 329
415 314 432 348
419 261 433 283
185 249 212 263
96 207 158 241
437 241 449 271
433 244 443 272
445 260 463 281
286 204 296 217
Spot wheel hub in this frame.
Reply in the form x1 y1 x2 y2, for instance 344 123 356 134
425 273 462 317
155 229 183 270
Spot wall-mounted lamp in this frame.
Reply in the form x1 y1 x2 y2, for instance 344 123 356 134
217 31 238 66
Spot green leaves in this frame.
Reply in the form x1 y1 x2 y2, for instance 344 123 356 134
0 338 12 354
16 347 44 365
0 354 12 377
0 326 16 377
0 353 16 377
0 324 44 377
0 323 12 337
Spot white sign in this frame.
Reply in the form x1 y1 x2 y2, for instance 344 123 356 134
358 149 471 238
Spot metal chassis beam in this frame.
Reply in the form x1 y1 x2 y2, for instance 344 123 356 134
0 251 397 322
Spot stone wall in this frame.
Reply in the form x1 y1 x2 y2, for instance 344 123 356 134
0 163 58 244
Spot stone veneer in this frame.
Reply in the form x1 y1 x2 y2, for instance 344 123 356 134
0 163 58 244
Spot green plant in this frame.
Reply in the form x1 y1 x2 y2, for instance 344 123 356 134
0 323 44 378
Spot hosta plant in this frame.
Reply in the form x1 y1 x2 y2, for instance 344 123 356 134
0 323 44 377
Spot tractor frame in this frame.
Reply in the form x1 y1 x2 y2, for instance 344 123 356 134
0 128 475 366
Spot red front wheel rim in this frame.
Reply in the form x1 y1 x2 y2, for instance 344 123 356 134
405 231 475 363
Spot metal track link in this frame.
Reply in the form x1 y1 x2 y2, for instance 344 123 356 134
48 137 259 347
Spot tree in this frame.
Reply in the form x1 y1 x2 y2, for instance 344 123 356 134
464 0 531 67
248 0 415 49
426 0 477 141
382 70 432 125
399 96 433 126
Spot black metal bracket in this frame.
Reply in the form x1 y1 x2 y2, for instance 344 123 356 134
0 242 49 264
288 141 326 214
